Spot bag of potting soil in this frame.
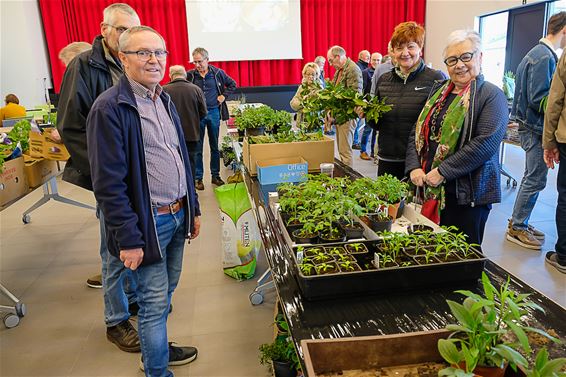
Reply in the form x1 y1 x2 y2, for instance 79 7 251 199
214 182 261 280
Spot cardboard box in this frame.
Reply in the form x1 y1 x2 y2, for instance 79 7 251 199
256 157 308 185
0 156 29 208
23 155 59 188
242 136 334 176
29 128 70 160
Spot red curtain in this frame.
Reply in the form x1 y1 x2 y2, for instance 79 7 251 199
39 0 426 91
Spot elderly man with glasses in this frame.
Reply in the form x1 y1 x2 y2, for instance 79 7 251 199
186 47 237 191
57 2 142 353
87 26 202 376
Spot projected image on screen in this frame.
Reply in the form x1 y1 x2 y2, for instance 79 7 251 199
186 0 302 62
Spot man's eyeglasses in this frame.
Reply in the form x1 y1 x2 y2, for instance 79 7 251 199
193 59 208 65
106 24 128 34
444 51 476 67
122 50 169 61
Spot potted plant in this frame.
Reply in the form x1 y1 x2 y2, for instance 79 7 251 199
437 272 560 377
315 262 338 275
374 174 408 219
259 337 299 377
367 212 393 233
525 348 566 377
235 105 275 136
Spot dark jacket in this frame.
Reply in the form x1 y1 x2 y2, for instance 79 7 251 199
57 35 115 191
362 67 375 95
374 61 445 161
163 78 208 142
356 59 369 71
86 75 201 266
511 40 558 135
186 65 237 121
405 75 508 206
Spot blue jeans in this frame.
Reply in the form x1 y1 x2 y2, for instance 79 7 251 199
98 206 137 327
353 118 364 145
360 125 376 155
185 140 199 180
195 107 221 180
136 208 186 377
511 125 548 230
556 143 566 264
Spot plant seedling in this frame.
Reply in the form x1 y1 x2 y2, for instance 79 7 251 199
316 262 338 274
299 263 316 276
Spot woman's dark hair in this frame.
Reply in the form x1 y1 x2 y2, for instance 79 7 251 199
5 94 19 105
548 11 566 35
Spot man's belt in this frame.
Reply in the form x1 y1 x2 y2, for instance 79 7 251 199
155 197 185 216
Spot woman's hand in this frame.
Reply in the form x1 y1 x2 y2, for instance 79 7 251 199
425 168 445 187
354 106 364 118
410 168 426 186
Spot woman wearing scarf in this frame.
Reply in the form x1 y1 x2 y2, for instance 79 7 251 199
405 30 508 245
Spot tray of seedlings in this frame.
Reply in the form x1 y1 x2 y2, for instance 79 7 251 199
291 226 486 301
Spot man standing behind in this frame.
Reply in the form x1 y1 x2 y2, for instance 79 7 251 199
187 48 237 190
87 26 202 375
360 52 382 160
356 50 370 71
163 65 208 179
543 47 566 275
326 45 363 166
314 55 326 87
507 12 566 250
57 3 141 353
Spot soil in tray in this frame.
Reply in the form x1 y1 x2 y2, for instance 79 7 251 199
335 254 357 263
303 247 326 258
345 243 369 254
324 246 348 257
436 252 462 263
338 262 362 272
413 255 440 265
316 361 445 377
395 255 418 267
315 262 339 275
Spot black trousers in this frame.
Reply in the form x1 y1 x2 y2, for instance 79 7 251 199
185 140 199 181
555 143 566 264
440 194 491 246
377 160 406 181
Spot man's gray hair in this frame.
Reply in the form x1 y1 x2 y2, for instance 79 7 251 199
443 30 482 58
58 41 92 66
314 56 326 64
119 26 165 52
169 65 186 78
192 47 209 60
328 45 346 57
103 3 140 25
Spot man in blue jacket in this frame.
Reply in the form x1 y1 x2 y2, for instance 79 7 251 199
87 26 201 376
508 12 566 250
187 47 237 191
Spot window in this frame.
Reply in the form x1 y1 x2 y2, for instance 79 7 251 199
479 11 509 88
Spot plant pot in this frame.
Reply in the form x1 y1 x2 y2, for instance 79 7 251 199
315 261 339 275
436 252 462 263
335 254 356 263
345 243 369 254
407 224 434 234
303 247 325 258
338 262 362 273
273 360 297 377
368 214 393 233
457 362 507 377
237 129 245 141
245 127 265 136
339 221 365 240
388 199 405 219
324 246 347 258
318 230 347 244
413 255 440 265
292 229 318 244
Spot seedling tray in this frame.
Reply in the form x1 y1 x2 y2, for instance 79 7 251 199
292 240 486 301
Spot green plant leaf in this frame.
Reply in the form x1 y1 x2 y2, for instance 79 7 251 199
438 339 462 365
505 320 530 352
446 300 475 329
492 344 528 368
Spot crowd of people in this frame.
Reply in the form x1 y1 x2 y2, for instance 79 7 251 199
3 3 564 376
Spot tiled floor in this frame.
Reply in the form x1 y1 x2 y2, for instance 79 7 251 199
1 132 564 377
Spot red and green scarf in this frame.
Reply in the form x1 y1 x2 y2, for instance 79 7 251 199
414 80 471 223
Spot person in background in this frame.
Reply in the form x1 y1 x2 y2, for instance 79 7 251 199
372 22 445 179
186 47 237 191
371 42 395 95
58 41 92 67
326 45 363 167
87 26 202 375
507 12 566 250
352 49 371 149
314 55 326 88
290 62 321 127
405 30 508 245
542 46 566 275
0 94 26 121
56 2 141 353
163 65 208 180
359 52 382 161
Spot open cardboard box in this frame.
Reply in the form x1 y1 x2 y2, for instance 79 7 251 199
29 128 70 160
0 156 29 208
23 154 59 188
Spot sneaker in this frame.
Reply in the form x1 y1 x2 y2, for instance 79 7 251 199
545 251 566 274
352 143 361 150
86 274 102 289
360 152 371 160
140 343 198 371
506 227 543 250
211 176 225 186
106 320 141 353
195 180 204 191
507 219 545 240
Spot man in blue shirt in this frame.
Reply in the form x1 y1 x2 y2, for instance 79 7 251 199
508 12 566 250
187 47 237 190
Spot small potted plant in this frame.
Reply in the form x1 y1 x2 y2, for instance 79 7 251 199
345 242 369 254
315 261 339 275
259 337 299 377
437 272 560 377
368 211 393 233
525 348 566 377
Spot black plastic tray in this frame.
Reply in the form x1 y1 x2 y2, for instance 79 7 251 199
292 240 487 301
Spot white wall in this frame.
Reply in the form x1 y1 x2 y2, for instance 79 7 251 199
425 0 524 74
1 0 52 109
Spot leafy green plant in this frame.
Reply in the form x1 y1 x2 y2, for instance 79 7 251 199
259 336 300 372
338 260 358 272
438 272 560 376
525 348 566 377
299 262 316 276
315 262 337 274
235 105 276 131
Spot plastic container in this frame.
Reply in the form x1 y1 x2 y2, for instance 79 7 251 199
319 163 334 177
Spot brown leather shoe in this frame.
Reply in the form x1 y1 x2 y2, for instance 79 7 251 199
195 180 204 191
211 176 225 186
106 320 141 353
360 152 371 160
